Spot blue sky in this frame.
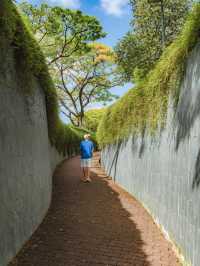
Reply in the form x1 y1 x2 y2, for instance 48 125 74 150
17 0 133 120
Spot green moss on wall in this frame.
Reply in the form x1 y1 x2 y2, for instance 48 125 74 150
97 4 200 147
0 0 92 155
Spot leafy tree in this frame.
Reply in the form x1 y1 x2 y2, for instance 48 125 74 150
83 108 106 132
115 0 191 81
18 2 122 126
56 43 121 126
18 2 106 64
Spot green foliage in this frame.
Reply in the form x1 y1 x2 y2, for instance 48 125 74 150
83 108 106 132
115 0 191 81
18 2 106 60
0 0 92 155
55 43 121 126
97 3 200 147
18 2 121 127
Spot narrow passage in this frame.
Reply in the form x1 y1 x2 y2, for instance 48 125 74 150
10 153 181 266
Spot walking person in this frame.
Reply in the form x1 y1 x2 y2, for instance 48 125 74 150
80 134 94 182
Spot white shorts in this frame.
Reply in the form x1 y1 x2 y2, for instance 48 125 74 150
81 158 92 168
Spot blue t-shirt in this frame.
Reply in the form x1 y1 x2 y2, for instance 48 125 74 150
80 140 94 159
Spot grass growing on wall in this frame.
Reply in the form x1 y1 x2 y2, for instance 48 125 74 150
0 0 93 155
97 3 200 147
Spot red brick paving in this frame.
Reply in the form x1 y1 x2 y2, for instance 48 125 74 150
9 153 181 266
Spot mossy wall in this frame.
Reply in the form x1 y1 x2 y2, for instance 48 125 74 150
99 4 200 266
97 4 200 147
101 42 200 264
0 0 91 156
0 1 92 265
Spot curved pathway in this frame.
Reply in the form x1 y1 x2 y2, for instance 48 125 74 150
10 153 181 266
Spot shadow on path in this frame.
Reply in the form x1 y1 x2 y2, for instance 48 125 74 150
9 153 181 266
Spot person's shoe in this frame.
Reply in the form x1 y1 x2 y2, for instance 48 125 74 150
86 177 91 182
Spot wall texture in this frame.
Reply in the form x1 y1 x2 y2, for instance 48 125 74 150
102 43 200 266
0 44 64 265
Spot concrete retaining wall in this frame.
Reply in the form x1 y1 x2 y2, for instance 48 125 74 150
0 44 64 265
102 43 200 266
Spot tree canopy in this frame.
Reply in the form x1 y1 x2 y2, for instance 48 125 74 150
18 2 106 63
18 2 122 127
115 0 192 82
55 43 121 126
83 108 106 132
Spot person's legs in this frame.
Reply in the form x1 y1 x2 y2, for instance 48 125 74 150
85 167 88 178
86 158 92 182
80 159 87 181
85 167 91 182
81 167 86 181
88 167 90 178
87 167 91 182
81 159 92 182
82 167 91 182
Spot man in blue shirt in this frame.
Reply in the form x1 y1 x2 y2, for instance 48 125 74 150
80 134 94 182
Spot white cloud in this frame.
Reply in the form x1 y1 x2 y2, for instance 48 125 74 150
42 0 81 9
101 0 129 16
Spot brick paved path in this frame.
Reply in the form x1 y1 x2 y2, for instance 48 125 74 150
10 153 181 266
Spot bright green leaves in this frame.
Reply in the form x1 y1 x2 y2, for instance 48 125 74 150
115 0 191 82
98 3 200 147
83 108 106 132
18 2 121 128
18 2 106 63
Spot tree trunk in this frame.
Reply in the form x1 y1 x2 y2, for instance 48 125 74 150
79 112 84 128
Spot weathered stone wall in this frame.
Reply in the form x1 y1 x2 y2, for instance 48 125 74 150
0 44 64 265
102 43 200 266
